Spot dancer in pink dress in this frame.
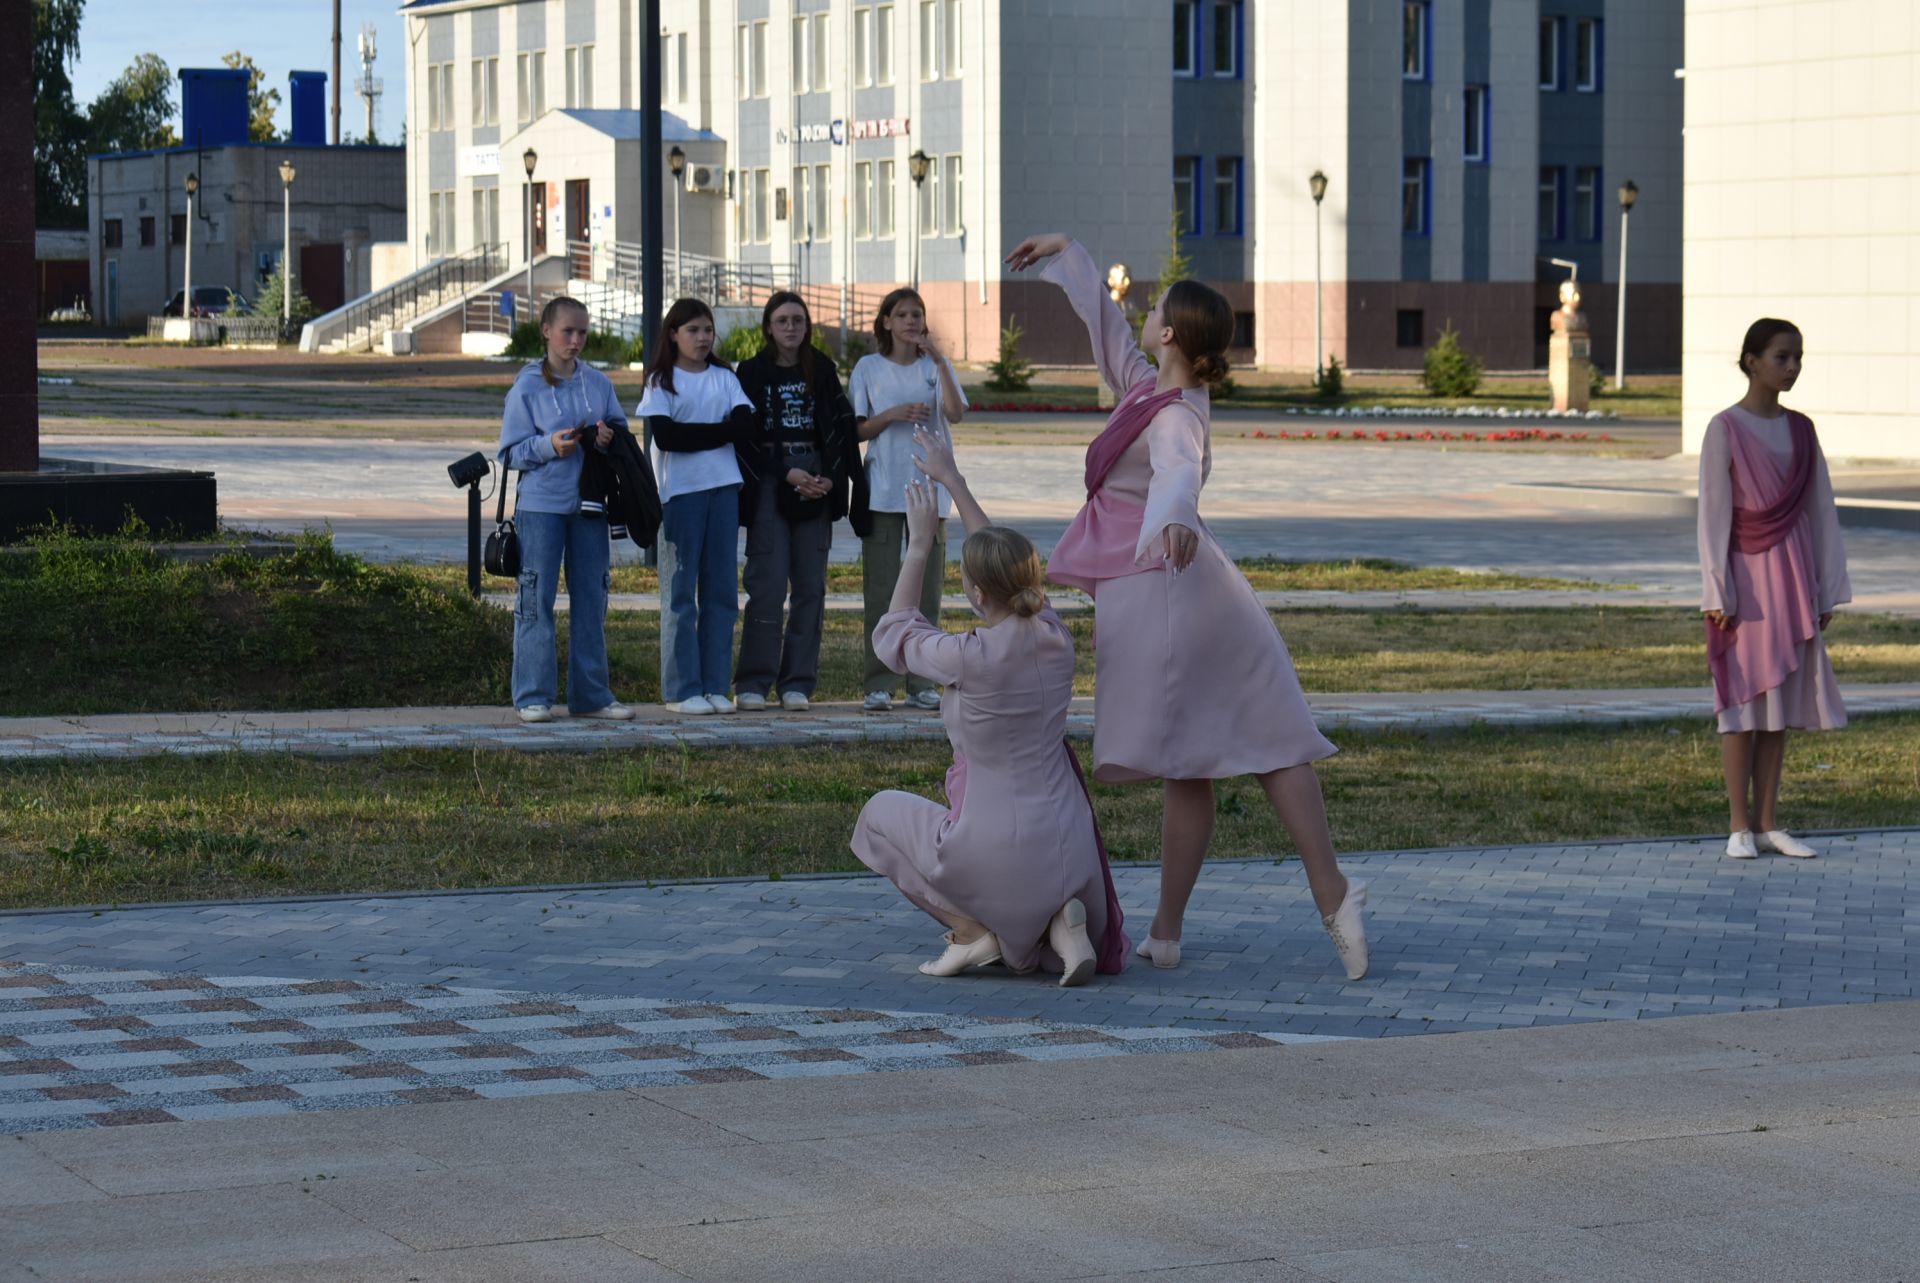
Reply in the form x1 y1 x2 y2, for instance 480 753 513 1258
1699 318 1851 861
850 440 1129 986
1005 232 1369 980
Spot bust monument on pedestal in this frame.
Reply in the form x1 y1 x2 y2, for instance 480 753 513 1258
1548 278 1591 414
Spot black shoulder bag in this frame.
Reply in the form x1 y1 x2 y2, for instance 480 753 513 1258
483 466 521 578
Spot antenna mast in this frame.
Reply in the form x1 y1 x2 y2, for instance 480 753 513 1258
356 25 385 143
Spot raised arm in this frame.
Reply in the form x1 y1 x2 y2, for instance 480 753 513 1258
1008 233 1154 396
910 427 989 534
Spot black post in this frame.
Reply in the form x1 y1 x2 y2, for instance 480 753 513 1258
466 482 482 598
639 0 664 566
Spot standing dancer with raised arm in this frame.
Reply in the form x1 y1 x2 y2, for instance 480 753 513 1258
1006 233 1370 980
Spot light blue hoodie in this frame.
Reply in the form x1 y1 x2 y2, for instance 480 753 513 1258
495 360 630 515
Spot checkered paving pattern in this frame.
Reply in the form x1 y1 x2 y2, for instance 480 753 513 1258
0 963 1340 1135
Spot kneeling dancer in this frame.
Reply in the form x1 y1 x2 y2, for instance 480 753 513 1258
851 441 1127 986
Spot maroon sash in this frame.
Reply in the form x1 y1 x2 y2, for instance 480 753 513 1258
1083 382 1186 497
1066 742 1131 974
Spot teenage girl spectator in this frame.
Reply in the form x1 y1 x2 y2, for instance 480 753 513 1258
637 298 755 716
732 292 864 711
1699 318 1851 860
495 296 634 725
849 289 967 711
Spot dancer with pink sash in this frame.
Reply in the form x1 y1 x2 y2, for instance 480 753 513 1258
1700 318 1851 861
851 437 1128 987
1006 232 1370 981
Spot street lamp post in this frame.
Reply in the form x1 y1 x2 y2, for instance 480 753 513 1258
908 148 931 289
278 159 297 328
523 147 539 324
1614 179 1638 391
668 145 686 296
182 171 199 321
1309 169 1329 384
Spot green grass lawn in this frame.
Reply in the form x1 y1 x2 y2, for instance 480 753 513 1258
4 714 1912 909
965 374 1683 421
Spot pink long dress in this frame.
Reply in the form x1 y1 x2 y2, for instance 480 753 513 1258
1697 405 1851 733
850 606 1117 974
1042 241 1336 783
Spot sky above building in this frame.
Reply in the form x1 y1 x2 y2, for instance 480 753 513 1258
66 0 410 141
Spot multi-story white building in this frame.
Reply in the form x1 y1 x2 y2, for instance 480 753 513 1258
398 0 1683 370
1681 0 1918 461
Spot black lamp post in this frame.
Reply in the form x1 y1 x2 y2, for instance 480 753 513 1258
522 147 538 319
1614 179 1638 391
908 148 931 288
182 171 200 317
668 144 686 292
1309 169 1329 381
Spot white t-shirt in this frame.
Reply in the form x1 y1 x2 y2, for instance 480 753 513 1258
849 352 967 515
636 363 752 504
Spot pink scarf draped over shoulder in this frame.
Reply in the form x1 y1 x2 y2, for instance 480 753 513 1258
1045 381 1187 594
1705 410 1820 712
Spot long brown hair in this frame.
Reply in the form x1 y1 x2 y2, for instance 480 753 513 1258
871 287 926 357
538 296 589 387
645 297 726 394
761 290 816 379
1161 279 1235 387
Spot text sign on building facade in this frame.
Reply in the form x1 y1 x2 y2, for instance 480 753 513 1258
459 146 501 178
849 117 909 140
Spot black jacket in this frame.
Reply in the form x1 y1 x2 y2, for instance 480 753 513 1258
733 349 870 537
579 420 662 549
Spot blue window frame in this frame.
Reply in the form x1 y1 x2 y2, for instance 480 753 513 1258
1575 17 1603 92
1213 156 1244 235
1173 1 1200 77
1464 84 1490 163
1402 157 1431 237
1402 1 1431 81
1575 165 1602 241
1174 155 1202 234
1211 0 1243 79
1538 165 1565 241
1539 16 1564 90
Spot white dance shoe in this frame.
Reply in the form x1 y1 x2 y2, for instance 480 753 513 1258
1725 831 1758 859
1048 899 1097 988
918 931 1002 976
1757 830 1817 858
1322 878 1370 981
1134 935 1182 969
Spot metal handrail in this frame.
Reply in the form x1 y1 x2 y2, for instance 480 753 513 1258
324 242 507 352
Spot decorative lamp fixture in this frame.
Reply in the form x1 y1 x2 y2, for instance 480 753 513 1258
1309 169 1329 204
1617 179 1639 211
523 147 538 178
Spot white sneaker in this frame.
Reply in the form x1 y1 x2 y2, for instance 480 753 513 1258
1048 898 1097 988
667 696 715 716
1725 830 1758 859
1322 878 1370 981
577 701 635 721
918 931 1002 977
1758 829 1817 859
706 693 736 714
908 689 943 711
735 692 768 711
863 691 893 712
1134 935 1181 969
517 705 553 724
781 690 811 711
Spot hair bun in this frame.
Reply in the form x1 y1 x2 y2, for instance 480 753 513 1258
1191 352 1230 385
1010 586 1047 618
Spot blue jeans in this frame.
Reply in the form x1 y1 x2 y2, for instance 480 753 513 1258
658 484 741 702
512 509 614 713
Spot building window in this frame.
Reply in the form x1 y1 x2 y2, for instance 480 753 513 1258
941 0 962 78
517 51 544 121
876 4 895 84
940 153 961 235
791 166 810 238
1396 309 1425 348
813 13 831 90
103 218 122 249
1539 16 1563 91
564 44 593 109
472 186 500 246
854 8 873 85
877 157 896 236
792 15 810 92
918 158 940 234
1232 311 1254 348
169 213 185 245
1402 158 1430 236
753 21 769 97
1173 156 1200 234
1213 157 1242 235
1212 1 1241 77
677 34 689 102
735 169 750 243
428 61 456 131
1464 84 1489 162
1575 165 1601 240
752 167 771 243
138 216 155 248
854 160 874 238
471 57 498 127
1575 18 1601 91
736 24 749 99
1403 1 1429 80
918 0 937 81
1173 1 1198 76
814 163 833 240
1538 165 1565 240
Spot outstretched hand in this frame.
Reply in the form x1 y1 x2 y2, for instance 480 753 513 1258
904 479 940 549
911 427 961 488
1004 233 1071 273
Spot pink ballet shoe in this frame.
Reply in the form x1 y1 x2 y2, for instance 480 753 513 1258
1134 935 1181 969
1048 899 1097 988
918 931 1001 977
1322 878 1370 981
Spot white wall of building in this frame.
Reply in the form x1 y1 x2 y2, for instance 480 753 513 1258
1682 0 1919 458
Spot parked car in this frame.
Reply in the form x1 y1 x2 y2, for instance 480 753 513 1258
161 286 247 318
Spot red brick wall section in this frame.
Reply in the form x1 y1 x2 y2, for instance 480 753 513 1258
0 1 38 472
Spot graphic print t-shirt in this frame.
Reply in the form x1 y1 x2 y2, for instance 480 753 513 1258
767 368 821 474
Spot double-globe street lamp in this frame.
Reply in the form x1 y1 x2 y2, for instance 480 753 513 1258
278 159 297 327
1309 169 1329 384
1614 179 1638 391
523 147 539 323
908 148 932 289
